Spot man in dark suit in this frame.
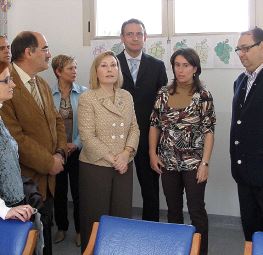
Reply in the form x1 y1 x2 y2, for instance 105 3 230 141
0 31 67 255
230 27 263 241
117 19 168 221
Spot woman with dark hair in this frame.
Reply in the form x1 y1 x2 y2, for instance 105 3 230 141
149 48 216 255
0 62 34 221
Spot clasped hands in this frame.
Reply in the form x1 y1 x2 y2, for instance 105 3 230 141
106 150 130 174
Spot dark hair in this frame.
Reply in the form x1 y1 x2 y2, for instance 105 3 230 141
241 27 263 43
120 18 146 35
169 48 202 95
11 31 38 62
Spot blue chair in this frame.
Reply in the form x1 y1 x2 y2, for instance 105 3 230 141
244 232 263 255
0 218 37 255
83 215 201 255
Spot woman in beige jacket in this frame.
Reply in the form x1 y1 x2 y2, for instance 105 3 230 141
78 51 140 252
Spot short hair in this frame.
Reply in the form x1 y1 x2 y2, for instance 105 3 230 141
170 48 202 94
240 27 263 43
52 54 76 79
0 35 7 39
120 18 146 35
11 31 38 62
89 51 123 90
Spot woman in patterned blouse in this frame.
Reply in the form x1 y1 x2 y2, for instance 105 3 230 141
0 62 34 221
149 48 216 255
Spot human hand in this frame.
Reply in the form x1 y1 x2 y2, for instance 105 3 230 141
113 150 129 174
49 155 64 175
67 143 77 156
5 205 34 222
149 153 164 174
104 153 116 165
196 164 208 183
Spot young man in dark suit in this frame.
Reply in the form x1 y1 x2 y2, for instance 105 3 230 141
231 27 263 241
117 19 168 221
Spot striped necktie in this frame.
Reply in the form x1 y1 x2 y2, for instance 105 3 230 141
28 78 44 111
129 58 139 83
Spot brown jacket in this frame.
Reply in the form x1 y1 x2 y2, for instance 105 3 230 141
0 67 67 200
78 87 140 167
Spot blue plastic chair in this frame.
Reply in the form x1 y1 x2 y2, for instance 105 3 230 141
84 215 201 255
244 232 263 255
0 218 37 255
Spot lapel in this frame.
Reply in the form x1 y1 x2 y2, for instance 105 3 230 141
136 52 147 83
244 69 263 106
95 88 124 116
11 67 45 116
118 51 134 83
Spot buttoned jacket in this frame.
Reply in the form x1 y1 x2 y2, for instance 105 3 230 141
117 51 167 149
78 87 140 167
0 66 67 200
230 69 263 186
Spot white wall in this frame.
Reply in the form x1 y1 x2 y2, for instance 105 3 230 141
7 0 263 217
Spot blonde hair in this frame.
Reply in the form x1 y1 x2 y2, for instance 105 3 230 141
89 51 123 90
51 54 76 79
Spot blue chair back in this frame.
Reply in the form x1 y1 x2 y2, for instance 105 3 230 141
94 215 196 255
0 218 33 255
252 232 263 255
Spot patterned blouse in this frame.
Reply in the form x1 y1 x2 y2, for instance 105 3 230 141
0 118 24 206
150 86 216 172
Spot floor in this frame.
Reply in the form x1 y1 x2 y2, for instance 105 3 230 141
52 204 245 255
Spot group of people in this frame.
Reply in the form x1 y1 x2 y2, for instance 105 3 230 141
0 17 263 255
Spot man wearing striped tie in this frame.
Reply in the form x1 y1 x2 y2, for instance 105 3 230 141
117 19 168 222
0 31 67 255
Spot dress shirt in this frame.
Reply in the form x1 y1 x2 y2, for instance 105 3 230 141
12 63 43 105
244 63 263 101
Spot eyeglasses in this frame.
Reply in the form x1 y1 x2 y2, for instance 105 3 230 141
39 46 50 53
0 76 12 84
124 32 144 39
235 41 262 55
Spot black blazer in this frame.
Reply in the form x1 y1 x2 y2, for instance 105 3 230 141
117 51 168 148
230 69 263 186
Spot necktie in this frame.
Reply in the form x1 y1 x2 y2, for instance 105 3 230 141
28 78 43 111
129 58 139 83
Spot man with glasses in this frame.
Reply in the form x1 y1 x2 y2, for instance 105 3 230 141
0 35 11 63
117 19 168 222
231 27 263 242
0 31 67 255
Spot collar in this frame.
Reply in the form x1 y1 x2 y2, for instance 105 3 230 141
12 63 32 85
53 82 81 94
245 63 263 79
124 50 142 61
95 87 122 100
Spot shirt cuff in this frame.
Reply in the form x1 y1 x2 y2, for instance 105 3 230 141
0 199 11 220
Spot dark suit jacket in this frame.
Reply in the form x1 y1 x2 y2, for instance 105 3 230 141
230 69 263 187
117 51 168 149
0 66 67 199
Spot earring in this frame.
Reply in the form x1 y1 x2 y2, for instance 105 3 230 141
193 73 196 77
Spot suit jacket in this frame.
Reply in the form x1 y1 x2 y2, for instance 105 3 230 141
0 66 67 200
117 51 168 149
78 87 140 167
230 69 263 187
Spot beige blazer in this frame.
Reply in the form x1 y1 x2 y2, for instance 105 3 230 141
0 67 67 200
78 87 140 167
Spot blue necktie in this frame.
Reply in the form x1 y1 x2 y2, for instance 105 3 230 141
129 59 138 83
